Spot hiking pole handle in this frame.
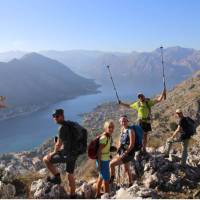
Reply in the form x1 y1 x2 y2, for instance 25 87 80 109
106 65 121 104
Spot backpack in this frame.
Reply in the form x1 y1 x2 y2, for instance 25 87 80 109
67 121 88 156
185 117 197 136
88 135 109 159
129 125 143 151
138 98 152 120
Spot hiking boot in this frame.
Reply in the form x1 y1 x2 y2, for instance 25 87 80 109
46 174 61 184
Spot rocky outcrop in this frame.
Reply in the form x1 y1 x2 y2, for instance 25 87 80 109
0 181 16 199
30 179 67 199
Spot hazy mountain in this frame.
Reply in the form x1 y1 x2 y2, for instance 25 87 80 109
0 53 99 109
41 47 200 93
1 47 200 94
0 51 26 62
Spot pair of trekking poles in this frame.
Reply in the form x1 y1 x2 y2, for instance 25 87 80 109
106 46 167 103
107 47 167 185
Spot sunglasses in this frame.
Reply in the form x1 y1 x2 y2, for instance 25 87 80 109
52 114 60 118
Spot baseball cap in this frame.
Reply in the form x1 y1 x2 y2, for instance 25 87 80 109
52 109 64 117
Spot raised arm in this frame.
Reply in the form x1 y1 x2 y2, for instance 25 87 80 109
154 89 166 104
119 101 131 108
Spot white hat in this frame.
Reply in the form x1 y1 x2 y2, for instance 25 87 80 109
176 109 182 114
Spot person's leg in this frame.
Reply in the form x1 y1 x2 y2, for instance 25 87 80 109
143 132 148 152
68 173 76 197
110 156 123 179
96 176 103 197
103 180 110 194
181 139 189 167
124 163 133 186
66 157 77 197
43 154 59 176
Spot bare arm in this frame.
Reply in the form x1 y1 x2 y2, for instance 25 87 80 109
119 101 131 108
97 143 106 170
54 138 62 153
154 89 166 104
171 125 182 139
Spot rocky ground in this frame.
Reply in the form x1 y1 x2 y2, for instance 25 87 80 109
0 71 200 198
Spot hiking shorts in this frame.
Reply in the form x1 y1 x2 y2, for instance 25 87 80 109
139 121 152 133
49 151 77 174
96 160 110 181
121 152 135 164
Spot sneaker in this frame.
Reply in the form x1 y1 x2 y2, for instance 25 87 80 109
46 174 61 184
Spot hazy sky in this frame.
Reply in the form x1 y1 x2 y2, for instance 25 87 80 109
0 0 200 52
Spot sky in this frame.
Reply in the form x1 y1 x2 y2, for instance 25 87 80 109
0 0 200 52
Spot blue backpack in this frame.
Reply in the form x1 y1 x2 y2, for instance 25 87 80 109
128 125 143 151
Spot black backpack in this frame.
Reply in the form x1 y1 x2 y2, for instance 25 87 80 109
67 120 88 156
186 117 197 136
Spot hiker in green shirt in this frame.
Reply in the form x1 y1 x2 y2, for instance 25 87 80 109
119 89 166 153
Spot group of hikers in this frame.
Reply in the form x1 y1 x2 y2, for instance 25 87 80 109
40 88 197 198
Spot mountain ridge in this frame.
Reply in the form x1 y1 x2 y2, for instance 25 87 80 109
0 53 99 120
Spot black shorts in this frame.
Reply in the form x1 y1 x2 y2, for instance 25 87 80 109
121 153 134 163
139 121 152 133
49 151 77 174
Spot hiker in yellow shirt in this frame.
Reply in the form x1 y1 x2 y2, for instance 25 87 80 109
119 89 166 153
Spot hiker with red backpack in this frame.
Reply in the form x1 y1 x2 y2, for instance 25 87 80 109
88 120 114 198
119 89 166 153
43 109 87 198
164 109 197 167
110 115 143 186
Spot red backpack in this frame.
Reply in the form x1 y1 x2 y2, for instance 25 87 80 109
88 134 109 159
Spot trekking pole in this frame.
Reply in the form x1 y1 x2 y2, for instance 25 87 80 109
106 65 121 104
160 46 167 100
117 165 121 186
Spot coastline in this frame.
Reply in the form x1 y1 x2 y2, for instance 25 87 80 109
0 89 101 122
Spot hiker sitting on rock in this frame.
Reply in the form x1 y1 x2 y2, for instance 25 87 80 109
110 115 135 187
96 120 114 198
164 109 196 167
119 89 166 153
43 109 87 198
0 96 7 108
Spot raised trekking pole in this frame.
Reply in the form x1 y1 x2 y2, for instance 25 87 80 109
160 46 167 100
106 65 120 104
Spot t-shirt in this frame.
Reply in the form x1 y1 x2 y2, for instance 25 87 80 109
99 135 111 161
58 121 71 154
179 117 190 135
130 99 156 121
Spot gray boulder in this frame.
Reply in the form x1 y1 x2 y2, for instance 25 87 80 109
30 179 67 199
0 181 16 198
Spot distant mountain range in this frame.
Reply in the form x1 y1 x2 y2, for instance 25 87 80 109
0 53 99 118
1 47 200 94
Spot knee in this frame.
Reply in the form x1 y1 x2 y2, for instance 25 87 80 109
43 155 49 164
